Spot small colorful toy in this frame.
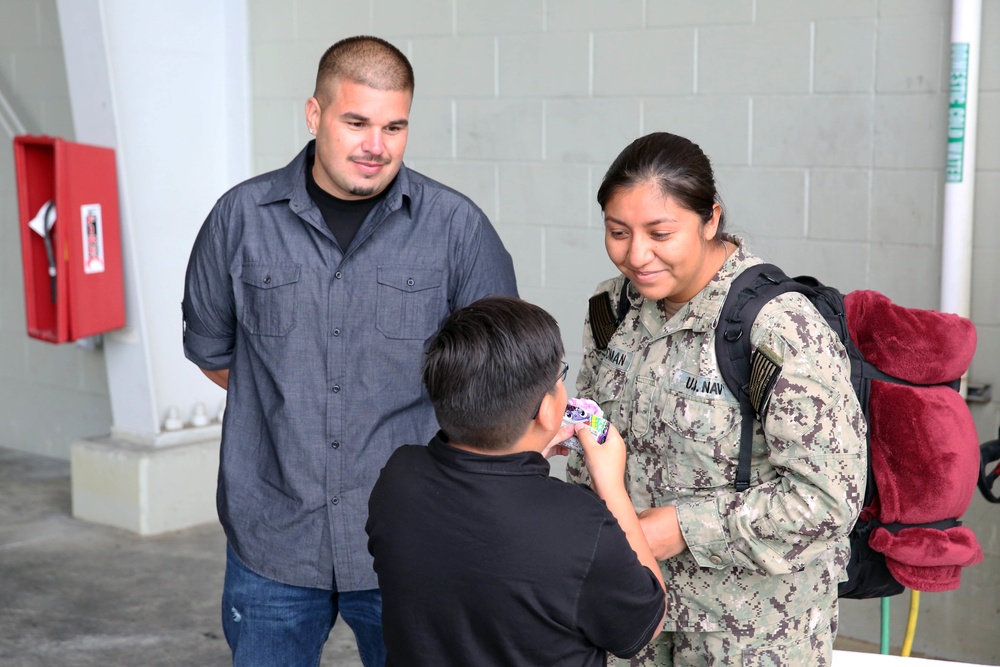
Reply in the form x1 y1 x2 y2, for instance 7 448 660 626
559 397 610 454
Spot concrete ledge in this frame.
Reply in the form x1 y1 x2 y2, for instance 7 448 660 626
71 433 220 535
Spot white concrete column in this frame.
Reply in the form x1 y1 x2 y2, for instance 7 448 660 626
55 0 251 534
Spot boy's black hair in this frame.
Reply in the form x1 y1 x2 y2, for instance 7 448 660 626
423 296 564 451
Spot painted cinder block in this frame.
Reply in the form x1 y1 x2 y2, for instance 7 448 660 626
749 237 869 295
875 17 948 93
456 0 544 34
878 0 950 19
253 99 301 159
497 162 590 228
871 170 940 246
253 41 317 99
808 169 870 242
753 95 874 168
292 0 370 41
0 1 43 51
971 248 1000 327
498 33 589 98
867 242 941 309
247 0 297 41
976 92 1000 170
410 36 495 98
647 0 754 26
698 22 811 94
372 0 452 37
873 93 947 169
593 29 695 97
495 223 544 288
456 99 544 160
814 20 876 93
406 97 453 160
8 49 68 98
755 0 877 21
981 1 1000 92
546 0 643 32
643 96 751 166
714 167 806 239
543 227 617 291
546 98 642 165
973 171 1000 250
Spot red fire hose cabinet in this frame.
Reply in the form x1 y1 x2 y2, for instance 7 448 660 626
13 135 125 343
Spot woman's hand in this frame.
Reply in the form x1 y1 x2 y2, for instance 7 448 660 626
638 506 688 561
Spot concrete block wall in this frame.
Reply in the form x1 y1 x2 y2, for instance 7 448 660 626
250 0 999 662
0 0 112 459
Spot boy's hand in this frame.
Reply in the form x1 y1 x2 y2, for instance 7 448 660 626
540 422 576 459
578 422 626 496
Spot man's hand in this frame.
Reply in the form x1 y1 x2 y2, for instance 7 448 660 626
638 506 688 561
200 368 230 390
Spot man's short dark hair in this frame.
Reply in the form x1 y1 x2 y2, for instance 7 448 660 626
314 35 414 103
423 297 564 451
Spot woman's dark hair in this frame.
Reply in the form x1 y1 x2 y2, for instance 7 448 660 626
597 132 726 235
423 297 564 451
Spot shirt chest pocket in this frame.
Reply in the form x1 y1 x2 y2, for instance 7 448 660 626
376 266 445 340
662 391 744 489
237 264 300 336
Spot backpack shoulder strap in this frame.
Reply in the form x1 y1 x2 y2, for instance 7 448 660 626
588 278 632 350
716 264 818 491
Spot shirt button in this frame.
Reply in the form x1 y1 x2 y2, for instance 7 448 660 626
263 275 271 284
332 385 341 393
335 271 343 279
333 328 340 337
331 496 340 505
710 555 723 565
331 440 340 449
406 278 414 286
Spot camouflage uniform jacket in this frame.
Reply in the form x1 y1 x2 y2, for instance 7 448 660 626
567 238 866 632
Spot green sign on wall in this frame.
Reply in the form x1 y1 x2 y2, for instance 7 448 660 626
946 43 970 184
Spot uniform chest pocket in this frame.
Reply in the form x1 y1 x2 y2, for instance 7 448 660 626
662 391 744 489
376 266 445 340
590 362 627 425
238 264 300 336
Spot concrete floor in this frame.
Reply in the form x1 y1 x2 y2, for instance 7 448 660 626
0 446 362 667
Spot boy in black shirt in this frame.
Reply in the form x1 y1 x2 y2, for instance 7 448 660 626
366 296 664 666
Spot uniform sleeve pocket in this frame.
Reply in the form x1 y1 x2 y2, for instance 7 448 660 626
376 266 445 340
237 263 300 336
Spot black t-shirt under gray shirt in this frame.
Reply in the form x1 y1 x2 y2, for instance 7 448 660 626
305 154 384 251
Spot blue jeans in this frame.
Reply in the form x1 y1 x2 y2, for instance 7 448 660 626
222 543 386 667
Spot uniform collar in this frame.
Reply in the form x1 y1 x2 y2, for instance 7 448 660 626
637 236 757 336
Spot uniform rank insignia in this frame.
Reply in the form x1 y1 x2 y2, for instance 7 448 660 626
749 343 782 420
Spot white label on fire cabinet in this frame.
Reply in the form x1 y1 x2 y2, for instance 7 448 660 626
81 204 105 274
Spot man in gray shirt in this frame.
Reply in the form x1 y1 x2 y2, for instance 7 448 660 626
182 35 517 667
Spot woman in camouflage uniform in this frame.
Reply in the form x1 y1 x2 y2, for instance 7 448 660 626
567 132 867 666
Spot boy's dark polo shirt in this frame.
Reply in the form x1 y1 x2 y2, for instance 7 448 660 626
367 433 665 666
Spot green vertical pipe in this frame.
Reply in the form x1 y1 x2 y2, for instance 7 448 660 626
880 597 891 654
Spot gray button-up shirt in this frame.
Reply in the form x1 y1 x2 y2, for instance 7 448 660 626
182 142 517 591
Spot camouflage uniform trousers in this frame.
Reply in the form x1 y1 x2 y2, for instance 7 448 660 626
609 596 838 667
